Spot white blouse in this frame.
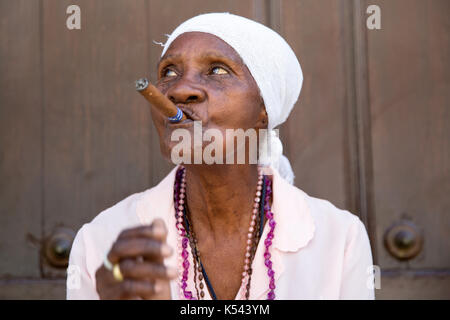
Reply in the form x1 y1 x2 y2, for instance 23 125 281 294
67 165 375 299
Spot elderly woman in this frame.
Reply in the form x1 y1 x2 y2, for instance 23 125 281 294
67 12 374 300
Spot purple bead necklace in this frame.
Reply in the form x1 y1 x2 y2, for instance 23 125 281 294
173 166 276 300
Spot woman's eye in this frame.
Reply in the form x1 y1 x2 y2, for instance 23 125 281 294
211 66 228 75
162 69 177 77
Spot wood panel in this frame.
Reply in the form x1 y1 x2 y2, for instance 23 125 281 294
280 0 355 213
0 279 65 300
0 0 42 278
377 273 450 299
41 0 152 262
366 0 450 269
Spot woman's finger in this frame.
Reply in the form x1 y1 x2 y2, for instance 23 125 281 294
107 238 172 264
120 279 161 299
119 259 178 280
118 219 168 242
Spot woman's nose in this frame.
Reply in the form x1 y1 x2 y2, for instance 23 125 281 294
167 78 206 105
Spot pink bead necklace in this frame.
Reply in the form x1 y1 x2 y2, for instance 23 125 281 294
173 166 276 300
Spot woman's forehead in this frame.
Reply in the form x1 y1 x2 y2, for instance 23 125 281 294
159 32 244 66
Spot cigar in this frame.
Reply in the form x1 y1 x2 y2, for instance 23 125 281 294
135 78 187 123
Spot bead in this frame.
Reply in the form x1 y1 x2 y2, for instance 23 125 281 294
249 226 254 233
178 199 184 205
247 239 252 245
247 233 252 239
179 193 185 199
269 219 276 228
268 291 275 300
254 197 260 203
250 220 256 227
264 259 272 268
257 185 262 191
256 191 261 197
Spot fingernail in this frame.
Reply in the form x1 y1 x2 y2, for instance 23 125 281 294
153 225 164 236
154 282 162 293
166 267 178 278
161 245 172 256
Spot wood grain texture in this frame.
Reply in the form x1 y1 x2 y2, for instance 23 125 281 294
0 0 42 278
41 0 152 251
0 279 65 299
280 0 353 212
376 272 450 299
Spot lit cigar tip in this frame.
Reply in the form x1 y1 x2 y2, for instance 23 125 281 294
135 78 149 91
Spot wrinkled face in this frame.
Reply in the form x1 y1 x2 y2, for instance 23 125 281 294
153 31 268 164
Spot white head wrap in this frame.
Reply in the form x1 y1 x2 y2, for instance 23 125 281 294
157 12 303 184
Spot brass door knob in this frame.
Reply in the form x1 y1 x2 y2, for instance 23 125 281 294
43 227 76 268
384 220 423 260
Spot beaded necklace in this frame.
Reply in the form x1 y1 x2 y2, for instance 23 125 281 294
173 166 276 300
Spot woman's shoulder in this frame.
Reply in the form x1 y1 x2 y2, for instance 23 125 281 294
304 191 361 227
89 191 145 229
72 190 147 253
297 188 368 244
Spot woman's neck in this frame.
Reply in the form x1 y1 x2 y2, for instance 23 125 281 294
183 164 259 240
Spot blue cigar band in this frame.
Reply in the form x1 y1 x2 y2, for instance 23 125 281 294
168 107 183 123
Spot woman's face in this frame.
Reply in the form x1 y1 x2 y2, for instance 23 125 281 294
153 31 268 164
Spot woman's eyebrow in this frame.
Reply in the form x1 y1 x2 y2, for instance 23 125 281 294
157 53 182 70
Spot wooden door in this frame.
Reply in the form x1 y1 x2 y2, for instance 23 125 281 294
0 0 448 299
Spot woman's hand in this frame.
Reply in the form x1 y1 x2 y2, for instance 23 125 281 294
95 218 177 299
